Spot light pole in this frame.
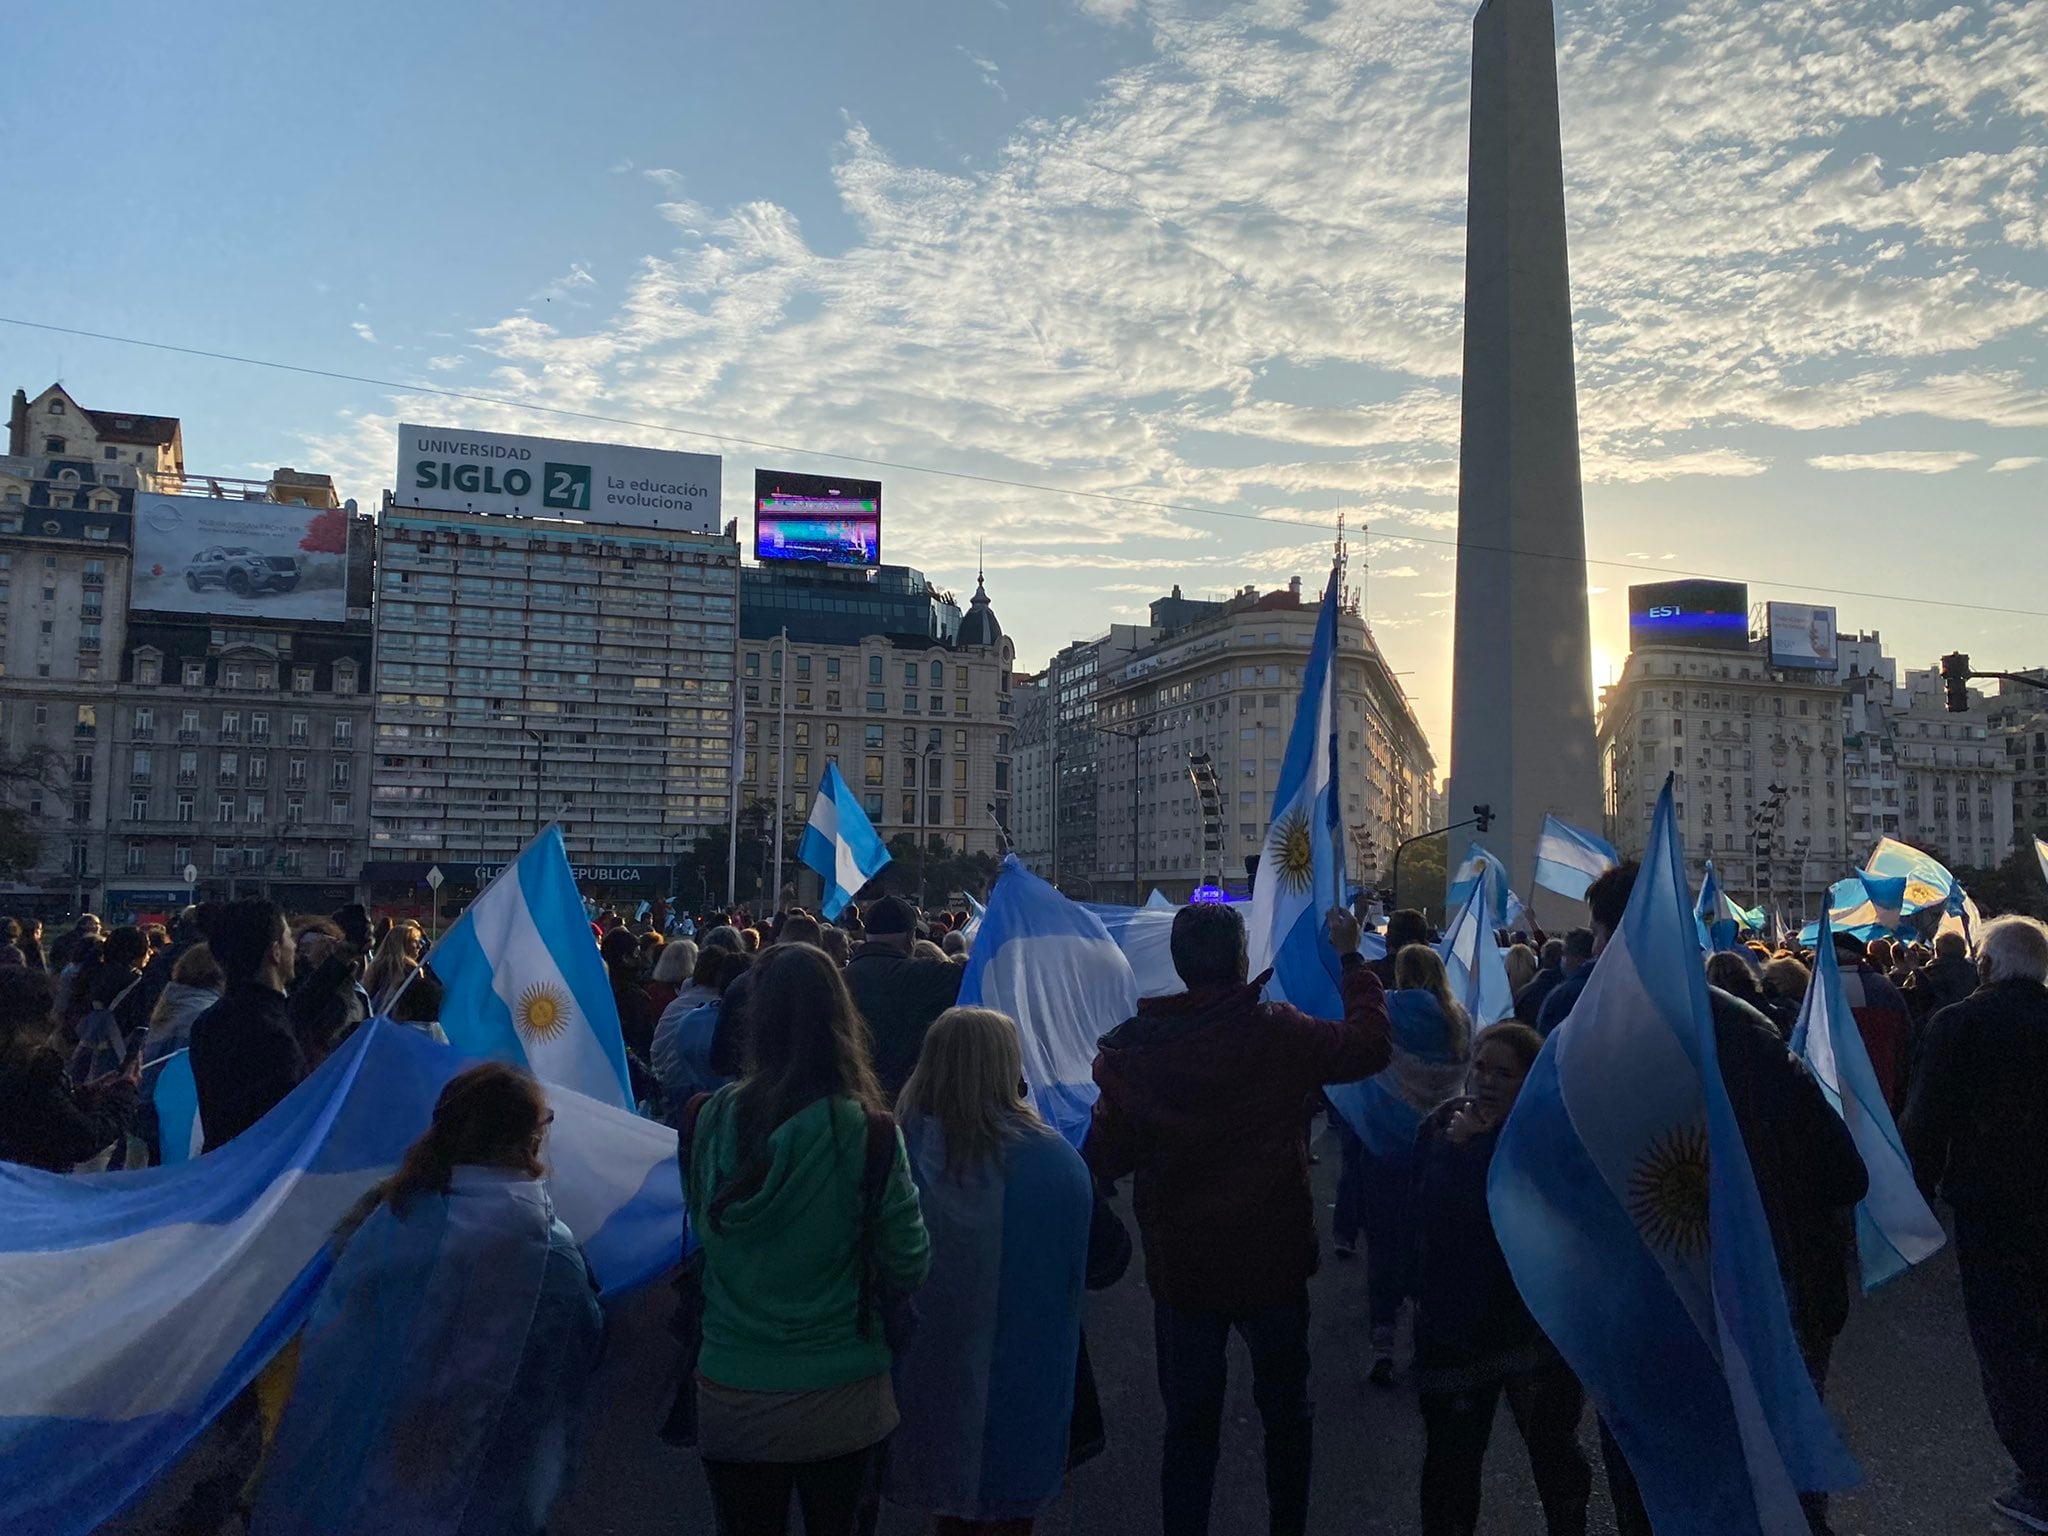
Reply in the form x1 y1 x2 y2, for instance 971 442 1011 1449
522 725 544 843
917 743 938 909
1050 748 1065 889
1094 718 1157 904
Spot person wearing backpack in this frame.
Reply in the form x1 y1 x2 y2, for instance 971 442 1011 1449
680 941 930 1536
69 925 153 1083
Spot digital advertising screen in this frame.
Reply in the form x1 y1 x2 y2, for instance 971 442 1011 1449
754 470 881 567
1626 579 1750 653
1766 601 1840 671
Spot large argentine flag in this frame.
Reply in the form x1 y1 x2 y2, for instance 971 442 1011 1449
1532 814 1619 903
1791 915 1944 1292
1246 564 1344 1017
0 1021 682 1536
961 856 1138 1148
1446 842 1525 933
1863 836 1960 916
432 825 632 1109
798 760 892 919
1489 777 1857 1535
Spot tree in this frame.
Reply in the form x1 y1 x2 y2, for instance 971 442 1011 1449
871 834 1001 908
298 506 348 555
0 745 59 881
1951 846 2048 922
1391 831 1450 927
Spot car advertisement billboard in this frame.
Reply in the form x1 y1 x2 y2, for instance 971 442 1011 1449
1626 579 1750 652
396 423 721 533
130 493 350 622
1766 601 1839 671
754 470 881 566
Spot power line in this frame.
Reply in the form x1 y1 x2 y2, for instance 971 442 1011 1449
3 313 2042 621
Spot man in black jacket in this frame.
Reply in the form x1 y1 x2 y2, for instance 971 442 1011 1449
1904 915 2048 1532
844 895 962 1096
189 900 303 1152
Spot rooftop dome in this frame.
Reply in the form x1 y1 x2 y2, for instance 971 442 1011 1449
958 568 1002 647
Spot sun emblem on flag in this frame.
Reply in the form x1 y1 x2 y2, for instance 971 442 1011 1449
515 982 574 1045
1268 808 1316 896
1628 1122 1711 1257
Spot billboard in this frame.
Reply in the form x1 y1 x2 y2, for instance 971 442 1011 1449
1627 579 1749 653
1766 601 1839 671
130 493 350 623
754 470 881 567
396 423 720 533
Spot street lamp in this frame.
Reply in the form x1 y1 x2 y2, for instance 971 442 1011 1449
1094 717 1158 904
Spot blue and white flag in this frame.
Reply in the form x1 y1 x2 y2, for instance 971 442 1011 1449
1531 814 1619 903
1825 874 1907 940
1695 861 1739 952
1791 917 1945 1292
1440 871 1516 1028
149 1051 203 1165
798 760 892 920
1770 908 1793 951
1446 842 1526 933
1489 777 1858 1535
431 825 633 1109
2037 835 2048 891
961 857 1138 1147
962 891 985 943
1245 564 1346 1017
0 1021 682 1536
1862 837 1959 916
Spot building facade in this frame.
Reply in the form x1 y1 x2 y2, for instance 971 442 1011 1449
366 500 740 913
1045 622 1155 899
1989 673 2048 857
735 565 1015 906
1091 578 1434 905
1010 673 1052 876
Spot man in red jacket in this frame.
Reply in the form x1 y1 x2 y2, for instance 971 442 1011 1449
1087 901 1392 1536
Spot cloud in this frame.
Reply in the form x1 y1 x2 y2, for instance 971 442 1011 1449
957 47 1007 99
529 262 598 306
1074 0 1141 22
350 322 377 344
1806 450 1980 474
424 354 465 372
1989 456 2044 473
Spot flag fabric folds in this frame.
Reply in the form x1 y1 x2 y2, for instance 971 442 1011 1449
1790 917 1945 1292
961 857 1138 1147
1489 777 1858 1535
1862 837 1960 916
1245 565 1345 1019
0 1021 682 1536
1446 842 1526 933
431 825 632 1109
2035 835 2048 891
1440 872 1517 1028
1695 861 1739 951
1531 814 1620 903
799 761 893 920
1085 901 1382 1001
1825 874 1907 940
150 1050 204 1165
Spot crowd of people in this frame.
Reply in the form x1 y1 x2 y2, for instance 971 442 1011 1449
4 874 2048 1536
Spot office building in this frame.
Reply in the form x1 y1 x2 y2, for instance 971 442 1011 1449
1010 673 1053 876
1988 673 2048 855
734 563 1015 906
1091 577 1434 904
1044 622 1157 899
365 501 740 912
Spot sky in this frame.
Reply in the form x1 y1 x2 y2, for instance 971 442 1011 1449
3 0 2043 760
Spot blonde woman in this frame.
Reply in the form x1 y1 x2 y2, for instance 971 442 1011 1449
889 1008 1093 1534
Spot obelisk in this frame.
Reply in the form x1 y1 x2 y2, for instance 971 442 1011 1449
1446 0 1601 921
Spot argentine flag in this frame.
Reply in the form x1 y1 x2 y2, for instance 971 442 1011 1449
1862 836 1960 916
431 825 633 1109
1489 777 1857 1535
1791 916 1945 1292
960 856 1138 1147
798 760 892 920
1446 842 1526 933
1246 564 1345 1017
1694 861 1739 951
2036 835 2048 891
1531 814 1619 903
1440 860 1517 1027
1825 874 1907 940
0 1022 682 1536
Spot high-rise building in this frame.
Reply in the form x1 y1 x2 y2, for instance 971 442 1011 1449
1010 673 1052 876
365 501 739 915
1045 622 1156 899
734 564 1015 907
1988 673 2048 856
1447 0 1601 920
1091 577 1434 904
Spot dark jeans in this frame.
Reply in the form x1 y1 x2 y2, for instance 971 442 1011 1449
1600 1333 1835 1536
1359 1145 1415 1342
1957 1209 2048 1500
1332 1121 1366 1247
1154 1293 1313 1536
1419 1354 1590 1535
702 1445 880 1536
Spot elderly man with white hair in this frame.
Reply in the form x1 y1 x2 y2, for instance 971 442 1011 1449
1904 914 2048 1532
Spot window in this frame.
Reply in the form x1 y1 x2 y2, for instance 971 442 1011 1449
328 847 349 878
289 714 309 743
177 750 198 781
334 718 354 746
75 704 96 738
286 795 304 825
224 663 244 689
216 796 235 824
248 755 268 785
868 656 883 685
293 667 314 692
250 712 270 741
902 793 917 823
329 795 351 823
826 689 841 709
126 842 146 875
796 655 811 679
132 748 152 780
288 756 307 785
246 796 266 824
44 436 65 454
864 754 884 786
902 756 919 787
864 792 883 819
138 657 160 686
47 398 64 415
793 753 809 784
930 661 943 687
220 710 241 740
904 661 919 687
332 759 352 787
184 662 205 687
744 652 761 677
826 657 841 680
218 752 239 784
826 723 840 747
865 725 884 748
129 793 149 820
333 663 356 695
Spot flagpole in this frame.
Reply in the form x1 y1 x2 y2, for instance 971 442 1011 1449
1326 554 1346 920
771 625 789 911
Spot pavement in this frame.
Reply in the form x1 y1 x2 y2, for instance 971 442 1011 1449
97 1124 2015 1536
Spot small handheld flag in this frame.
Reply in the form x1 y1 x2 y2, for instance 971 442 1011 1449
798 761 892 920
1531 814 1618 903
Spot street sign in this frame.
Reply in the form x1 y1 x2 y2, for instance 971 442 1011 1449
181 863 198 886
425 866 445 891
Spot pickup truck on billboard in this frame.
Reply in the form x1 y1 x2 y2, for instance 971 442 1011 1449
184 546 302 597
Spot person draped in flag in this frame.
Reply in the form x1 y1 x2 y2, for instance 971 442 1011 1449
251 1061 605 1536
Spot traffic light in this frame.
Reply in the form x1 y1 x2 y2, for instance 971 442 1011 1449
1473 803 1493 833
1940 653 1972 713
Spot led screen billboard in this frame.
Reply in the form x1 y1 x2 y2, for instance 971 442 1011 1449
754 470 881 566
397 423 721 532
130 493 350 623
1766 601 1840 671
1626 579 1749 652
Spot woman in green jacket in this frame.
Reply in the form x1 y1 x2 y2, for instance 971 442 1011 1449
684 940 931 1536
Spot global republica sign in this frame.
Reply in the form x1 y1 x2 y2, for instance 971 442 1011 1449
396 423 721 533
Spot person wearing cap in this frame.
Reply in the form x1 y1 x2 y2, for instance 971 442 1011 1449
845 896 964 1098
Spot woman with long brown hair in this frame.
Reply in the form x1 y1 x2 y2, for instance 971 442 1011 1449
251 1062 603 1536
682 942 930 1536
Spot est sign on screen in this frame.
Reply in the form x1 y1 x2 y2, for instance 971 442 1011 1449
397 423 721 533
